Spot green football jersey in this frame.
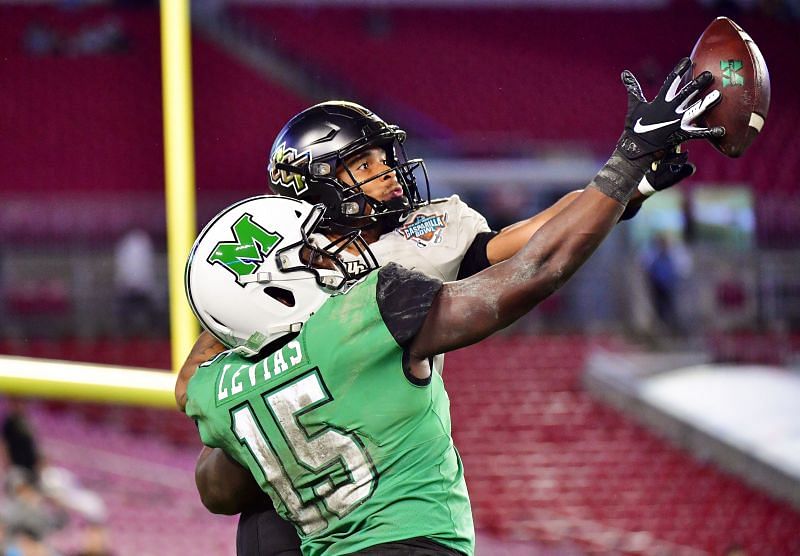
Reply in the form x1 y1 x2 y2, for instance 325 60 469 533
186 264 474 556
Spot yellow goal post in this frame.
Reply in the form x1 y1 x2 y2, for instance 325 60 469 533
0 0 197 410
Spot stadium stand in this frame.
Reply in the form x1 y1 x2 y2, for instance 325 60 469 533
447 336 800 554
0 4 307 200
192 32 309 200
0 5 164 194
228 8 797 146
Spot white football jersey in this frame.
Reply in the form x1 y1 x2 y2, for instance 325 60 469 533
369 195 491 281
343 195 491 376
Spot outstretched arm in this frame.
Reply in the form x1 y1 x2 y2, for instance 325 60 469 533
485 149 695 264
410 57 723 362
410 165 635 361
485 190 582 265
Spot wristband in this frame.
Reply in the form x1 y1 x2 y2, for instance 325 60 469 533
589 148 653 204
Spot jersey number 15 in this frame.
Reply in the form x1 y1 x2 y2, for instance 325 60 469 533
231 371 377 535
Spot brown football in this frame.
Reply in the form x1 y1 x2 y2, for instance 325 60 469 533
690 17 770 158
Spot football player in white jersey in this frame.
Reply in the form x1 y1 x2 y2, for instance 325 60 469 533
176 99 698 555
266 101 690 283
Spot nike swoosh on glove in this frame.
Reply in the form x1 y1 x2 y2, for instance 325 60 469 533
617 57 725 160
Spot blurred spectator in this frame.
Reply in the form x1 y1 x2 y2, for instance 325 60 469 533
640 233 693 334
4 527 61 556
67 18 129 56
2 399 40 479
23 21 62 56
22 17 130 58
113 229 158 337
1 468 67 552
2 400 107 527
39 468 106 525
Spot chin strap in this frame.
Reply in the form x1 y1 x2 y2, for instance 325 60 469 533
269 322 303 335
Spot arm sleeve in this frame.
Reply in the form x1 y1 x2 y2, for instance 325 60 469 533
376 263 443 347
457 230 499 279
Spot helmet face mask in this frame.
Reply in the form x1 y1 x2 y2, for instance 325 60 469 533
276 203 378 291
334 144 430 225
185 196 378 356
268 101 430 229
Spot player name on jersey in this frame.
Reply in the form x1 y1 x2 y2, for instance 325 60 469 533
215 340 304 402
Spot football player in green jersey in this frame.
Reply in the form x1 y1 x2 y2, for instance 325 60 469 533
178 58 721 554
183 59 722 555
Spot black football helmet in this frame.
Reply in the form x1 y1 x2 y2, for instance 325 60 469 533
267 101 430 229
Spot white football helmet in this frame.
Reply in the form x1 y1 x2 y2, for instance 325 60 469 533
185 195 377 356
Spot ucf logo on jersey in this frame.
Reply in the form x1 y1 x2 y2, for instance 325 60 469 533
344 260 370 275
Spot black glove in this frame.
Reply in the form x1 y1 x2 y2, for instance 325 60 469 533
617 57 725 160
640 148 696 196
619 148 695 221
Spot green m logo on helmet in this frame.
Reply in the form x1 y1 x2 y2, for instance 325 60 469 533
209 213 283 286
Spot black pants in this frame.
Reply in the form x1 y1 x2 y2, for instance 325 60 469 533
236 508 301 556
236 509 464 556
349 537 465 556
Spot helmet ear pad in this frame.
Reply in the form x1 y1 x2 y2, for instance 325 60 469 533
320 184 374 229
309 156 378 225
316 176 348 216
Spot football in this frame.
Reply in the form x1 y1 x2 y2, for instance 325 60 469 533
690 17 770 158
